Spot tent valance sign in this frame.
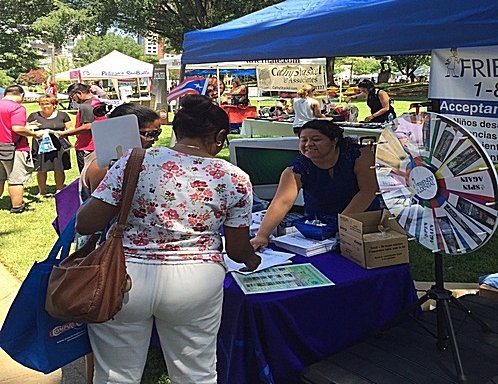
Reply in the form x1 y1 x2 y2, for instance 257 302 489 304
56 51 153 80
182 0 498 64
159 56 327 92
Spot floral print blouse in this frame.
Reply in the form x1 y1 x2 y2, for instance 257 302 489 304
92 148 253 265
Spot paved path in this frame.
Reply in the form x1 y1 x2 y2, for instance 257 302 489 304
0 263 86 384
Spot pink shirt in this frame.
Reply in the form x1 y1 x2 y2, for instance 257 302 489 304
0 99 29 151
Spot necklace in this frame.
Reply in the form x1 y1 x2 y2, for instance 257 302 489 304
175 143 202 150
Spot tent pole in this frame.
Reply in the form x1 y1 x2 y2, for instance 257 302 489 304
216 66 221 104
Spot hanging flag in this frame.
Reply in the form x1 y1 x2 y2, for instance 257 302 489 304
166 77 208 103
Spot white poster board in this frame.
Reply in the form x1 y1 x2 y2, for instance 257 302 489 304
429 46 498 162
91 115 142 168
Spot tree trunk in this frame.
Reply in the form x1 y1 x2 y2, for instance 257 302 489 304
326 57 336 86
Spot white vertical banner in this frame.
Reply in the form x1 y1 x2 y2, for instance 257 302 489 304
429 46 498 162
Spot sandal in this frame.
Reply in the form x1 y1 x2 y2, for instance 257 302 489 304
10 204 26 214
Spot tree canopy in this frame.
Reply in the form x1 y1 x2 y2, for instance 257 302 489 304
392 55 431 78
0 1 54 77
67 0 282 51
72 34 155 66
0 0 432 83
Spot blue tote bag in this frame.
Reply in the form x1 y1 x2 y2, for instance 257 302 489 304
0 216 91 374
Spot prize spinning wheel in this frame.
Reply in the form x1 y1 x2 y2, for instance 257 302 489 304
375 112 498 383
375 111 498 255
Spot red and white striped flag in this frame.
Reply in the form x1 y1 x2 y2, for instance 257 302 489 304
166 77 208 103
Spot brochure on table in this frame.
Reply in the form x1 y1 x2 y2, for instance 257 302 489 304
223 248 294 275
232 263 335 295
272 232 338 257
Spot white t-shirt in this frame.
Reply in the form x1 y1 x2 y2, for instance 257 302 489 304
293 97 317 128
92 148 253 265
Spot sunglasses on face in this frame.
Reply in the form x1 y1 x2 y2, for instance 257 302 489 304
140 129 162 139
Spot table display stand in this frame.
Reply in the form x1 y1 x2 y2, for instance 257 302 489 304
380 252 493 383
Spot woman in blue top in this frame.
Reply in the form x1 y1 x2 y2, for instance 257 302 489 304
251 119 380 250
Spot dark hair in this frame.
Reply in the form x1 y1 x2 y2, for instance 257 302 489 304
172 94 229 140
108 103 160 129
4 84 25 96
358 79 375 91
299 120 354 148
67 83 90 95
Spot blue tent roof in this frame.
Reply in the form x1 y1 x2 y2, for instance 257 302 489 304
182 0 498 64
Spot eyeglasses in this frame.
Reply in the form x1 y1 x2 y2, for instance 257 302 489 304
140 129 162 139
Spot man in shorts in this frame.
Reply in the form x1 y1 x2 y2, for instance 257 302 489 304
0 85 43 213
59 83 106 172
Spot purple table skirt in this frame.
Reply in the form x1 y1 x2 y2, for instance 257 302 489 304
216 251 417 384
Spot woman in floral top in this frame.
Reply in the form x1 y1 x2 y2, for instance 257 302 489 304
76 94 261 384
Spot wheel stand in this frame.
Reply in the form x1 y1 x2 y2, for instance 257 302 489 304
381 252 494 384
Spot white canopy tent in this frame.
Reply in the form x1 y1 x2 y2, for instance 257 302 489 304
55 50 153 81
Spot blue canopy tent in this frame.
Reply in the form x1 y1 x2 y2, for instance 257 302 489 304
182 0 498 64
185 68 256 77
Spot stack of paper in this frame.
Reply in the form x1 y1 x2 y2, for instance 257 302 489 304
223 248 294 275
272 232 337 257
250 210 266 237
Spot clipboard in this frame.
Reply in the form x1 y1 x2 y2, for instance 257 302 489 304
91 115 142 168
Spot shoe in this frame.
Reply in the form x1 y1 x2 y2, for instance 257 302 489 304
35 193 53 198
10 204 26 214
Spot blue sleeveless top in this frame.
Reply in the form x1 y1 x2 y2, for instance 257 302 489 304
290 144 380 216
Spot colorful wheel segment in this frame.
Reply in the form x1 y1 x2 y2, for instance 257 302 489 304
375 112 498 255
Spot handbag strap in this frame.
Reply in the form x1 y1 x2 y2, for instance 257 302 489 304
46 215 77 262
114 148 146 233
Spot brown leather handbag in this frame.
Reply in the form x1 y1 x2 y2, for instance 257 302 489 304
45 148 145 323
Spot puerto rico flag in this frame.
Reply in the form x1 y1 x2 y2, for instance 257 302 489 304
166 77 208 103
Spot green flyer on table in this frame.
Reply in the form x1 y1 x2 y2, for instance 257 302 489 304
232 263 335 294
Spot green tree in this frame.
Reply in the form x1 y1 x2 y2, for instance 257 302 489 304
335 57 380 77
33 0 95 49
65 0 281 51
0 1 55 78
72 33 155 66
0 70 14 87
392 54 430 79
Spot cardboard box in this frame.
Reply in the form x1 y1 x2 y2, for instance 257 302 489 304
338 210 409 269
479 284 498 301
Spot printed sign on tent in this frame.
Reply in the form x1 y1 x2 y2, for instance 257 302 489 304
257 64 326 92
429 45 498 162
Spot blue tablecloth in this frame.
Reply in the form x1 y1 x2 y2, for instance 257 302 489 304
217 251 417 384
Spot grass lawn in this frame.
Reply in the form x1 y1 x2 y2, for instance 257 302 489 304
2 99 497 282
1 97 497 383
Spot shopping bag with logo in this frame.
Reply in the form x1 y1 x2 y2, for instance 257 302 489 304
0 215 91 374
38 130 57 154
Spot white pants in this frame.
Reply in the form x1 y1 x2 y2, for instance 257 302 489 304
88 262 226 384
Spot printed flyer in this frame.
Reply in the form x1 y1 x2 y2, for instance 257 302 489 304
232 263 334 295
